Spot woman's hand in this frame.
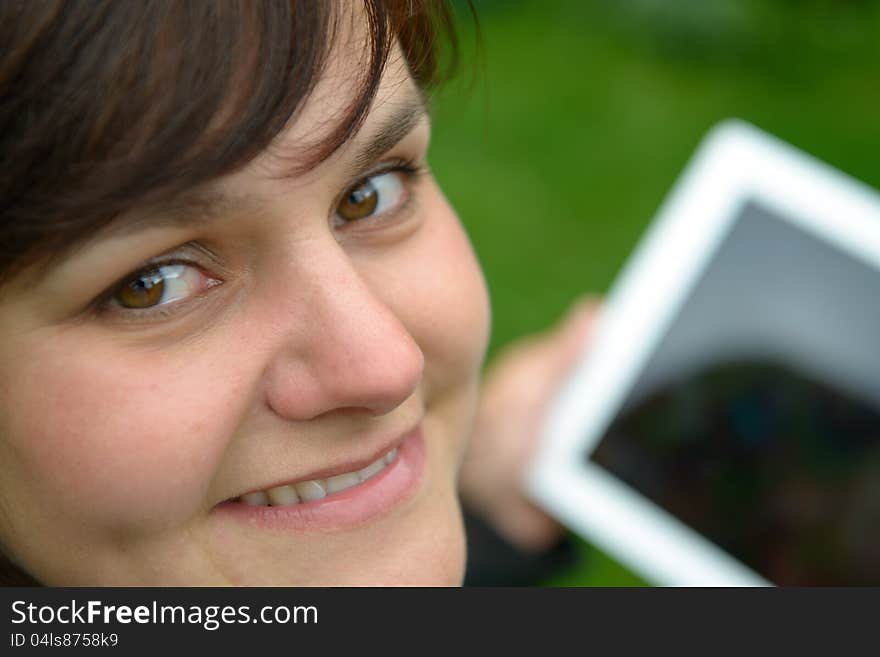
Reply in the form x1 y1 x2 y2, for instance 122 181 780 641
459 297 601 552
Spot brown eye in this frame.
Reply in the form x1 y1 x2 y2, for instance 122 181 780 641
335 171 406 223
337 179 378 221
115 269 165 308
112 264 204 310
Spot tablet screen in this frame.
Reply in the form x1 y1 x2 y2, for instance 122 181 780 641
586 200 880 585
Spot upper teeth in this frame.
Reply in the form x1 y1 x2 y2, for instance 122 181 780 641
239 447 398 507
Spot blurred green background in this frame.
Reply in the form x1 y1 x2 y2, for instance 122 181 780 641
428 0 880 585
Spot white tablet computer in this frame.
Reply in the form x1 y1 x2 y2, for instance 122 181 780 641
527 120 880 586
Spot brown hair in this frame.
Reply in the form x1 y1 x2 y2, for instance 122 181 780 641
0 0 465 585
0 0 461 287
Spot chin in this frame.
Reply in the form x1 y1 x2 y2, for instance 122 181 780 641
324 489 467 587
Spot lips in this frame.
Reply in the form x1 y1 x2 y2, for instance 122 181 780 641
215 424 426 531
237 444 399 507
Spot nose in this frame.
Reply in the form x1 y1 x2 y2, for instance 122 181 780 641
262 244 424 420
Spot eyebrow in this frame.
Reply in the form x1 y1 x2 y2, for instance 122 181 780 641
12 95 429 293
104 96 429 240
343 96 427 181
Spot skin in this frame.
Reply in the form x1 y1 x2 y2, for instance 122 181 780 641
462 297 599 552
0 35 491 585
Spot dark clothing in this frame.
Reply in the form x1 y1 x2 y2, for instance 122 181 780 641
463 510 579 586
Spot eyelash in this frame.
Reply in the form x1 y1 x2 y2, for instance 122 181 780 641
334 157 426 228
90 158 427 323
92 255 220 323
366 157 425 189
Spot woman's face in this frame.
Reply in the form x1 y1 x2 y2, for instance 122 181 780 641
0 39 490 584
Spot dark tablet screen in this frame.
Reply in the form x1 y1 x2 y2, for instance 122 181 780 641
587 201 880 585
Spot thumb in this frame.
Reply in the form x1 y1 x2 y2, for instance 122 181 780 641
545 295 601 379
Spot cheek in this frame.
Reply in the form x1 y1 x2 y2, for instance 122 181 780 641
421 212 490 392
380 201 491 394
360 197 490 476
0 336 244 531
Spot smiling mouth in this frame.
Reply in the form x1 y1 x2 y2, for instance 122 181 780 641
215 426 426 530
235 445 400 507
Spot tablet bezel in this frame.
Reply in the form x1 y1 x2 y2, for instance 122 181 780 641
526 120 880 586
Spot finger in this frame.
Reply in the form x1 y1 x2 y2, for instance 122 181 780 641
545 295 601 377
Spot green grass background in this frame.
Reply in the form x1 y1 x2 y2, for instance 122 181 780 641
428 0 880 585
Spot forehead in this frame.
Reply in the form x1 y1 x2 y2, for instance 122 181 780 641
3 30 427 297
261 18 423 170
173 39 426 224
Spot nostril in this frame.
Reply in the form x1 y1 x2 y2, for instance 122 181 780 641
263 322 424 421
262 250 425 421
343 340 424 417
